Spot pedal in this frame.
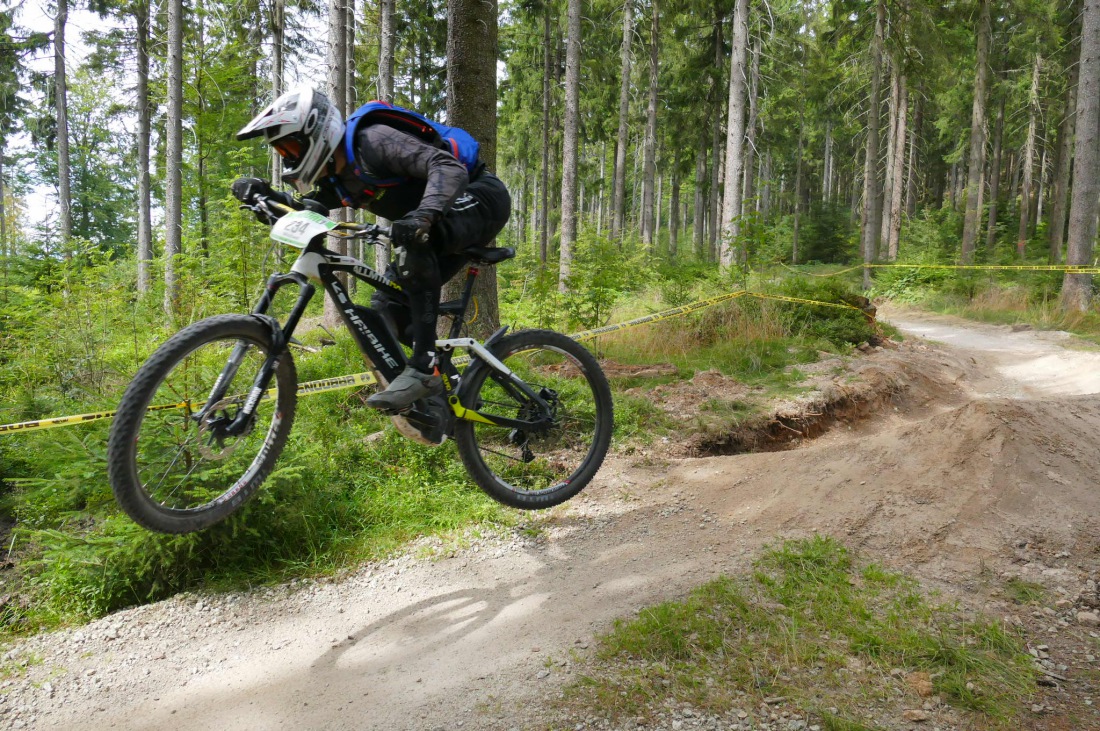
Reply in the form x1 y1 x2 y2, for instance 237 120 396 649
389 394 451 446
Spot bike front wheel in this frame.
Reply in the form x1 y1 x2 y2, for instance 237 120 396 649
454 329 613 509
107 315 297 534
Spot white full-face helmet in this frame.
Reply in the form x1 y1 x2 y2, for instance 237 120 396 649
237 86 345 194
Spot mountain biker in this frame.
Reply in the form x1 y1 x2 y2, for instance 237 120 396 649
231 86 511 412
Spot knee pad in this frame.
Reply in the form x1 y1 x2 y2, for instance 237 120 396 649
394 245 442 291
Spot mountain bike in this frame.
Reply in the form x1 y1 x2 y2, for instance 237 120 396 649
106 199 613 534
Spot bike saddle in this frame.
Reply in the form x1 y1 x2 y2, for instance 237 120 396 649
465 246 516 265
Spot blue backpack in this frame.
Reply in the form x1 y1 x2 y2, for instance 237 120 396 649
343 101 481 188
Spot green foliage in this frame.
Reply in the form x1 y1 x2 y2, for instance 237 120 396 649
563 232 650 330
772 277 881 347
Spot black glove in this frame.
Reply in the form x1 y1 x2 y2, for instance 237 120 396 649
391 213 433 248
300 197 330 216
231 177 272 205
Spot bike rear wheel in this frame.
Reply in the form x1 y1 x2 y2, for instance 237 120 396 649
107 315 297 534
454 329 613 509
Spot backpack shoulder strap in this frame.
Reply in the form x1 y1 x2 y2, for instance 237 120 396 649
344 101 446 187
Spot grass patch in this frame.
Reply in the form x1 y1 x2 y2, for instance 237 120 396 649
560 536 1036 730
1003 577 1046 605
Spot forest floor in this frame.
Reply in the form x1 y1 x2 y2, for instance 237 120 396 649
3 306 1100 731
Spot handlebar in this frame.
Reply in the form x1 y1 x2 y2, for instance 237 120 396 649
239 192 391 245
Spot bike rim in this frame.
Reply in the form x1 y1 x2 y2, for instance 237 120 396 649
132 335 284 515
469 344 603 495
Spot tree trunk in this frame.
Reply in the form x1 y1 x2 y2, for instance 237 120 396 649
670 149 680 258
887 75 908 261
322 0 348 329
707 11 723 258
374 0 395 269
195 0 209 255
345 0 359 290
379 0 395 100
55 0 72 251
270 0 285 187
446 0 501 333
823 122 833 204
986 95 1005 253
1018 53 1041 257
905 92 921 216
164 0 184 317
640 0 659 250
1063 0 1100 309
558 0 581 292
742 26 760 224
1035 144 1047 237
792 116 804 264
758 151 771 221
693 136 706 258
961 0 991 263
539 5 551 262
879 63 899 259
611 0 632 241
1050 53 1078 262
719 0 749 270
136 0 152 293
859 0 885 289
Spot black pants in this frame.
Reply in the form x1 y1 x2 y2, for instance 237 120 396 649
374 170 511 369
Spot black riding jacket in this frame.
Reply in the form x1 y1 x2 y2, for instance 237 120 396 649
308 124 471 224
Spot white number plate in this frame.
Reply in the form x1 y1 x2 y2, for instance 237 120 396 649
271 210 337 249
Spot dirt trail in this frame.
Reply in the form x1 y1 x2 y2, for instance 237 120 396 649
6 308 1100 731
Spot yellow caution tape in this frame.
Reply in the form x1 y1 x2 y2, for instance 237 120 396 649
0 288 870 434
780 262 1100 278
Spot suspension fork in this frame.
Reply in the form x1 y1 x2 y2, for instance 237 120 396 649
198 272 315 435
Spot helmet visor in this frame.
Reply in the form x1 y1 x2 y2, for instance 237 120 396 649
272 136 304 164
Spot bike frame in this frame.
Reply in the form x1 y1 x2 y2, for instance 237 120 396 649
200 229 552 436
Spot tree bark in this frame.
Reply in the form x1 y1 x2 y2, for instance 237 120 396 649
195 0 209 255
859 0 885 289
742 25 760 225
792 116 804 264
1050 54 1079 262
539 5 551 263
707 11 723 258
558 0 582 291
164 0 184 317
374 0 396 269
270 0 285 187
670 148 680 258
446 0 501 333
1017 53 1041 257
961 0 991 264
1063 0 1100 310
379 0 395 101
719 0 749 270
693 136 706 258
136 0 152 293
879 63 899 258
905 92 921 216
611 0 633 241
640 0 659 250
55 0 72 251
986 94 1005 253
322 0 348 329
887 75 908 261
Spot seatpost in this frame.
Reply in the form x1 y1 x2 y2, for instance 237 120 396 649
448 266 480 339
